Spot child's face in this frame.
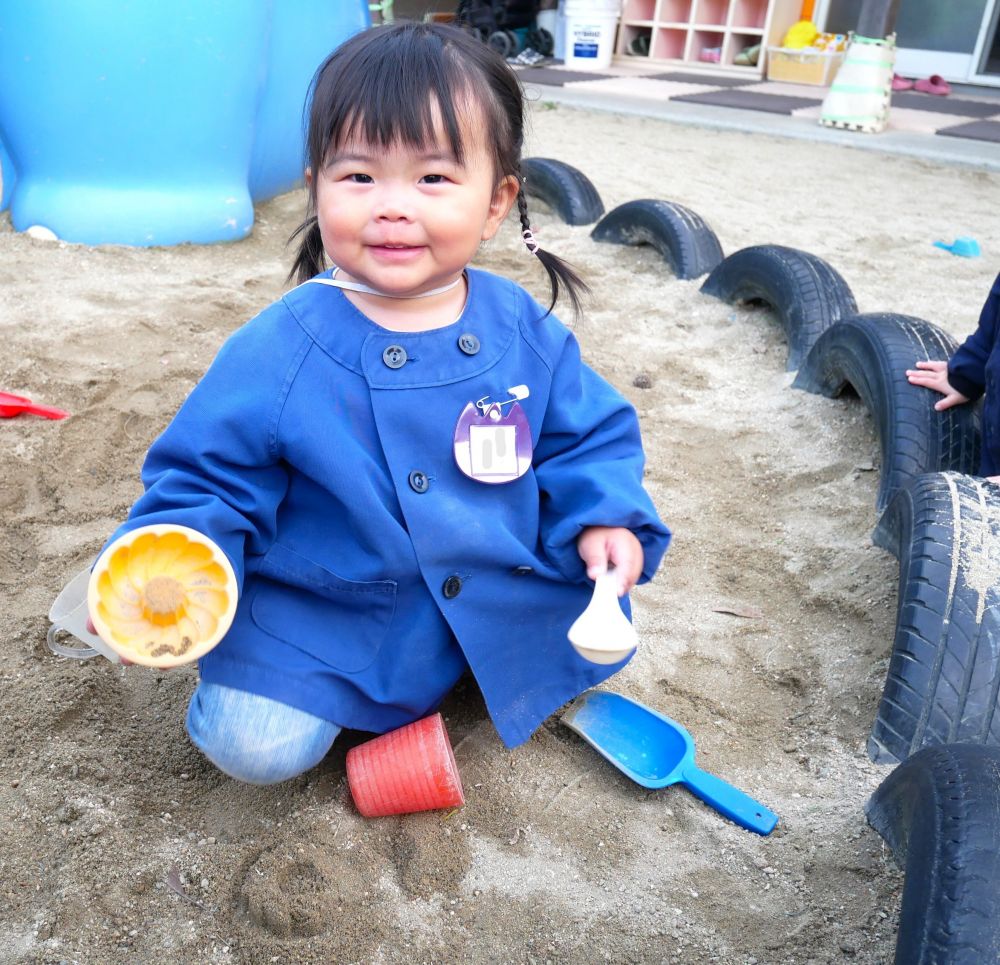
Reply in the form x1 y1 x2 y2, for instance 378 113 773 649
311 99 518 299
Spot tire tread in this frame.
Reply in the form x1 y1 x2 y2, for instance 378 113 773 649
794 313 981 513
700 245 857 370
869 473 1000 765
865 743 1000 964
590 199 724 280
521 157 605 226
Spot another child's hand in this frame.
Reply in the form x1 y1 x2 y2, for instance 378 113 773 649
906 360 970 411
577 526 644 596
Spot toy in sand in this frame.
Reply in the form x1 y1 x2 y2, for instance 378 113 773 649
88 525 237 668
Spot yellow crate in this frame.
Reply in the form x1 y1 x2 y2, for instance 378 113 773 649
766 46 844 86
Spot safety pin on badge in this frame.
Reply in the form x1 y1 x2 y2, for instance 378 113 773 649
454 384 532 484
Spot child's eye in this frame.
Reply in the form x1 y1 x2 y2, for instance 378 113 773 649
421 174 448 184
347 173 374 184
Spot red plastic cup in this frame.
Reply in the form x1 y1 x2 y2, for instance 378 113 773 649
346 713 465 818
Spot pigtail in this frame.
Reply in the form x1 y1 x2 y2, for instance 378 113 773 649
515 185 589 320
286 216 327 286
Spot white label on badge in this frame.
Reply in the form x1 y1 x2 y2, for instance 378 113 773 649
469 425 518 476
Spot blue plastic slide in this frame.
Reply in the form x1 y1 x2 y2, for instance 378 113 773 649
0 1 370 245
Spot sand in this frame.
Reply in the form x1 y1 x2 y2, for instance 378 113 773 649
2 102 999 964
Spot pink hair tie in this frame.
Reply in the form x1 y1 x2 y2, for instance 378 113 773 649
522 228 539 255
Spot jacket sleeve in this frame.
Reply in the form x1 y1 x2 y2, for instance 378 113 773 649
531 327 670 584
101 317 296 590
947 274 1000 402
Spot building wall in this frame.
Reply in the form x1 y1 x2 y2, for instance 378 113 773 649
825 0 988 52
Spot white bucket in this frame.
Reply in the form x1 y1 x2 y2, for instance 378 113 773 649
552 2 566 60
563 0 620 71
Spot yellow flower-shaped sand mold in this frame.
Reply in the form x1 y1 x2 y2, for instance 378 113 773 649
88 524 237 668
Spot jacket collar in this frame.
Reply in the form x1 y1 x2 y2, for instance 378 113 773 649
282 267 519 388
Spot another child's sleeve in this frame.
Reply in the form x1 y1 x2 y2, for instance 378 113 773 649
531 328 670 585
947 273 1000 402
103 315 295 590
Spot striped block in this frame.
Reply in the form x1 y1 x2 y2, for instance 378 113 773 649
819 33 896 134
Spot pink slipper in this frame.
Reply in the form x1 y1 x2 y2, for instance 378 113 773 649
913 74 951 96
892 74 915 91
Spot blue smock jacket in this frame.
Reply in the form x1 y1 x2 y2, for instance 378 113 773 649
108 267 670 747
947 272 1000 476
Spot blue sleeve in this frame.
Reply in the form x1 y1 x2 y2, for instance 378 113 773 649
531 329 670 584
102 316 298 591
947 274 1000 402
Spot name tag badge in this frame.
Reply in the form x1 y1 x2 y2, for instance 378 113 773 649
454 386 532 484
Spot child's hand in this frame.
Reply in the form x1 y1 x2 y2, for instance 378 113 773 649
906 360 970 411
577 526 644 596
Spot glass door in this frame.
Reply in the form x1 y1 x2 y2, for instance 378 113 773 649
971 0 1000 85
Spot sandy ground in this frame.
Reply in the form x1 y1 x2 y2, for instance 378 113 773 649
2 102 1000 964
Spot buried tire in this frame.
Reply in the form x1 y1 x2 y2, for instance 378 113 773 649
699 245 857 370
520 157 605 226
590 199 723 280
869 472 1000 765
793 313 981 513
865 742 1000 965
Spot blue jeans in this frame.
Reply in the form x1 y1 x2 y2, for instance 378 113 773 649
186 682 341 785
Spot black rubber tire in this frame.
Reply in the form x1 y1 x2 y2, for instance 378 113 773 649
869 473 1000 765
699 245 857 370
488 30 517 57
865 743 1000 965
590 199 724 281
792 313 980 513
521 156 605 227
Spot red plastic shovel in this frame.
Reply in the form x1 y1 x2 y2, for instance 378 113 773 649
0 390 69 420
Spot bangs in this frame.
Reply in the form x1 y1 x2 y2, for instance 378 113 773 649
310 27 494 168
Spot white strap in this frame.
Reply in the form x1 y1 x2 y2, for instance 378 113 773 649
308 268 463 299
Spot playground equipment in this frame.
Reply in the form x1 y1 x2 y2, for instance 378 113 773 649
0 140 12 211
701 245 856 367
0 1 370 246
593 200 724 281
818 0 901 134
867 743 1000 963
521 157 605 226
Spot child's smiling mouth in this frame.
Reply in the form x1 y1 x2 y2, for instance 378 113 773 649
369 243 425 261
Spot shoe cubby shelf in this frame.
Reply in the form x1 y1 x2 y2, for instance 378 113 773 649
617 0 802 74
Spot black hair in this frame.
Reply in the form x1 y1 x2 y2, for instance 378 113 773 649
287 21 588 317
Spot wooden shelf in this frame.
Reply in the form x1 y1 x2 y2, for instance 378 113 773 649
623 0 661 18
695 0 730 27
731 0 769 29
655 0 693 19
616 0 801 76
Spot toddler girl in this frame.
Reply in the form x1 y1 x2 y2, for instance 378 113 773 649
93 22 670 784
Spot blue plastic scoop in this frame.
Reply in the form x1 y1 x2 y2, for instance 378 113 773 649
933 236 981 258
562 690 778 836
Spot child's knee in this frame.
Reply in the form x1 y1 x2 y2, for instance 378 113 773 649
186 682 340 785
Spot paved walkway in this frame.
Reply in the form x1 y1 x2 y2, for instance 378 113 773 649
514 62 1000 171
